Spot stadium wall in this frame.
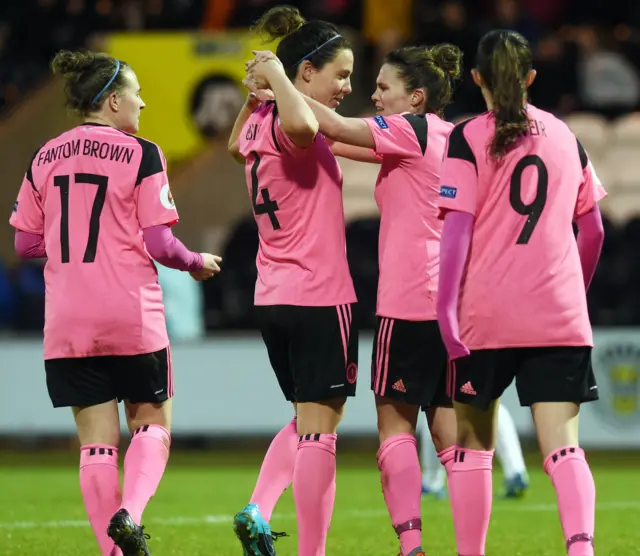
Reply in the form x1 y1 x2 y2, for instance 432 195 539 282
2 329 640 448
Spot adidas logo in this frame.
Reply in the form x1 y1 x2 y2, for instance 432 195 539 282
392 379 407 393
460 381 477 395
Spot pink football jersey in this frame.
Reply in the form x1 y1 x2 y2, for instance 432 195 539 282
364 112 453 321
238 101 356 306
438 105 606 349
10 123 178 359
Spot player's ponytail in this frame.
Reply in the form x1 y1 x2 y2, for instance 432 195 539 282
476 30 532 159
384 44 463 116
51 49 129 117
253 5 351 80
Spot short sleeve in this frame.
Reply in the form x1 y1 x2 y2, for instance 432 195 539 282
9 157 44 234
438 120 478 218
363 113 425 157
271 107 320 155
134 139 179 229
574 139 607 219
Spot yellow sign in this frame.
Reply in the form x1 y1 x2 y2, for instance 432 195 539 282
102 32 275 164
595 343 640 427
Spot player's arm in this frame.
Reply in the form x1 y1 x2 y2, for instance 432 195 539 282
14 230 46 259
228 93 263 164
255 60 319 148
437 211 473 360
302 94 375 148
575 205 604 291
135 141 221 278
10 151 45 253
436 121 479 360
574 139 606 290
331 141 383 164
142 224 201 270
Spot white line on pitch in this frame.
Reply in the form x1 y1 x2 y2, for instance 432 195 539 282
1 501 638 530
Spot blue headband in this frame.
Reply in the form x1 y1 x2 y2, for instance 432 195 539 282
294 34 342 68
92 60 120 106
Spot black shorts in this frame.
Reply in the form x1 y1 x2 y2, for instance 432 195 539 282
371 317 450 408
256 304 358 403
45 348 173 408
448 346 599 410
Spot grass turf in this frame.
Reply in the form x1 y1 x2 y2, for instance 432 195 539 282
1 451 639 555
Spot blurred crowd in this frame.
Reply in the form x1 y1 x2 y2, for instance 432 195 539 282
1 0 640 117
2 0 640 335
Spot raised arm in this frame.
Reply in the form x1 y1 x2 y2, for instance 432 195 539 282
302 94 376 149
228 93 262 164
248 59 319 148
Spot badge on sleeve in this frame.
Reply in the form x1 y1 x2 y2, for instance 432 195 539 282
160 184 176 209
440 186 457 199
373 115 389 129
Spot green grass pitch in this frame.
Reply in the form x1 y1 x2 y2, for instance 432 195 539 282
1 451 639 555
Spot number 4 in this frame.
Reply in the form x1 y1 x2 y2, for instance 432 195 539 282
250 151 281 231
54 173 108 263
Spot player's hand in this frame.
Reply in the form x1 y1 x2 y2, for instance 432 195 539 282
245 88 275 110
190 254 222 281
245 57 284 90
245 91 262 111
242 77 275 102
445 338 470 361
245 50 280 71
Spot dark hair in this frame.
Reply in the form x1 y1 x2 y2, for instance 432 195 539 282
51 50 129 117
253 5 351 80
384 44 463 116
476 30 532 159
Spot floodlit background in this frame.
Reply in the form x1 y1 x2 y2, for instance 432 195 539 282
1 1 640 554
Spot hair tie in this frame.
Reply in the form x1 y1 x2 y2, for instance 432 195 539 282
293 34 341 68
92 59 120 106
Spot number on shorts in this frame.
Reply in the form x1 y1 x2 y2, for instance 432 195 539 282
54 173 108 263
509 155 548 244
250 151 281 230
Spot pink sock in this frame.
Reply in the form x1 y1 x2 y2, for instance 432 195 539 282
438 445 456 476
438 445 457 507
544 447 595 556
377 434 422 556
293 433 337 556
80 445 122 556
121 424 170 524
250 417 298 521
450 447 493 556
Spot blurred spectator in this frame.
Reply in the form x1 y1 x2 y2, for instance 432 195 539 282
413 0 486 117
573 26 640 118
227 0 278 28
529 33 578 115
483 0 541 46
520 0 570 28
202 0 234 30
363 0 413 73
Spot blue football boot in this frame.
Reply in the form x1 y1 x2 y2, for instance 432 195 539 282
233 503 287 556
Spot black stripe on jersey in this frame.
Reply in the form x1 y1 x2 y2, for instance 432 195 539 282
446 119 477 173
134 136 164 186
26 146 44 192
402 114 428 155
269 101 282 153
576 138 588 170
